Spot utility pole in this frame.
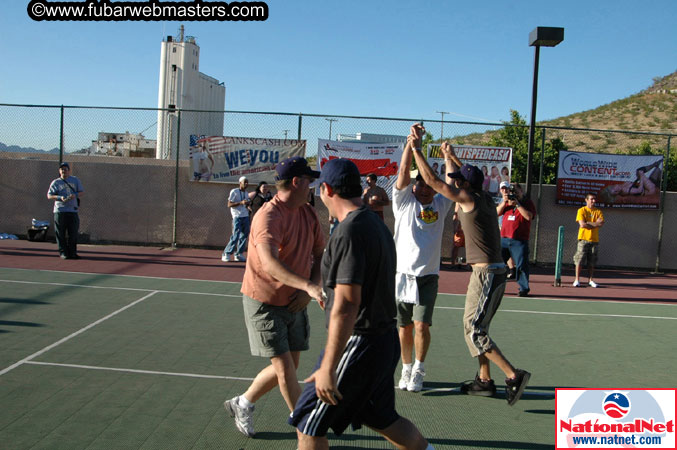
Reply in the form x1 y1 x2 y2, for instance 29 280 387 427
436 111 449 142
325 118 338 140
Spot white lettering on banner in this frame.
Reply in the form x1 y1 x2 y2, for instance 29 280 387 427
189 135 305 184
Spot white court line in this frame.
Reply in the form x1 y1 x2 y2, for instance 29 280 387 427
25 361 255 382
436 306 677 320
2 279 674 319
0 266 241 285
0 291 159 377
21 361 556 397
0 279 240 298
2 278 673 307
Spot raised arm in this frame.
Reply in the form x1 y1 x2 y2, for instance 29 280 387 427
412 137 471 205
395 129 418 190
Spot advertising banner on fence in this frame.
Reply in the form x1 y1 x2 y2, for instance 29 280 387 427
189 135 306 183
556 151 664 209
317 139 404 198
428 144 513 202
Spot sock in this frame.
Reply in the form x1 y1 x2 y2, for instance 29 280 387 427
402 363 413 373
239 394 254 408
413 360 425 373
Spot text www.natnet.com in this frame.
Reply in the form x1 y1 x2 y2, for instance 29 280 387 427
28 0 269 21
571 434 663 446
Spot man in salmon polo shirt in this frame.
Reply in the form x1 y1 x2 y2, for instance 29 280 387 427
224 156 325 438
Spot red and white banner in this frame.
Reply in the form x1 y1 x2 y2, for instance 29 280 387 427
317 139 404 198
556 151 664 209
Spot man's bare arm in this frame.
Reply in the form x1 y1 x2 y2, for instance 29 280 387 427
304 283 360 405
257 242 323 301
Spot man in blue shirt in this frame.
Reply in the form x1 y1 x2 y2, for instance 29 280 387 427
47 162 84 259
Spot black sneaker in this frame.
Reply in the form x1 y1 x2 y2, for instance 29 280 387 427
505 369 531 406
506 268 516 279
460 374 496 397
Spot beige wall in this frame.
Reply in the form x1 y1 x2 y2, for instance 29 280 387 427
1 154 675 270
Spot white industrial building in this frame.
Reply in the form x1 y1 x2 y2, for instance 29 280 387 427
156 26 226 159
90 132 156 157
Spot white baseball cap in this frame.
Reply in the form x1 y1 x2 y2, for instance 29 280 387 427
500 181 510 189
239 176 248 183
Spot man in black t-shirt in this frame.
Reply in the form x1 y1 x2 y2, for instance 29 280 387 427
290 158 432 450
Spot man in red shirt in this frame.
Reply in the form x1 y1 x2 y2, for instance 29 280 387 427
496 183 536 297
224 156 325 438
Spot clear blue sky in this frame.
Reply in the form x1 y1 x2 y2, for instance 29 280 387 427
1 0 675 126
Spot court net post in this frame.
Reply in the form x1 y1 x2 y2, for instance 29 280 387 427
554 225 564 286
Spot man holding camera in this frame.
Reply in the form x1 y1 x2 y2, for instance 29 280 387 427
223 176 251 262
496 182 536 297
47 162 84 259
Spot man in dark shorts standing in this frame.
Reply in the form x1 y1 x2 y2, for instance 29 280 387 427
290 158 432 450
410 124 530 406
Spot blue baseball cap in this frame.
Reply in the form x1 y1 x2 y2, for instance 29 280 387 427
59 162 70 169
448 164 484 189
318 158 361 189
275 156 320 181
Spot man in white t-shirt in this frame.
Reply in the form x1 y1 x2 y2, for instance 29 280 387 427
393 124 453 392
222 176 251 262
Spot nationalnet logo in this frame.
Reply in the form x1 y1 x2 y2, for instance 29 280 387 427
556 389 675 449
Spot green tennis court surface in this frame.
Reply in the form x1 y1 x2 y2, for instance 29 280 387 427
1 267 676 449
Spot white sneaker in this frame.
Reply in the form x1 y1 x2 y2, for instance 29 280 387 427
398 366 411 390
224 396 255 437
588 280 598 288
572 280 580 287
235 255 247 262
407 368 425 392
221 254 231 262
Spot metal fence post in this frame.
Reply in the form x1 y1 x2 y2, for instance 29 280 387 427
297 113 303 140
532 128 546 264
172 109 181 248
653 135 671 274
59 105 65 164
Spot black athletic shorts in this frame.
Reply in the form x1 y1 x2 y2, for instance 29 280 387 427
289 328 400 437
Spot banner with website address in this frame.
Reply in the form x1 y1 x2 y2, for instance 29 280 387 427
556 151 664 209
189 135 306 183
427 144 513 201
317 139 404 198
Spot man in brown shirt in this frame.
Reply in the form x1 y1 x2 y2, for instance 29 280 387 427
362 173 390 220
224 156 325 437
409 123 531 406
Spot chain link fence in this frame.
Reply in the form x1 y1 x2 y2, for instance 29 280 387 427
1 103 674 269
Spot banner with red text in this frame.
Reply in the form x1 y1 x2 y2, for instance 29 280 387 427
317 139 404 198
556 151 664 209
189 135 306 183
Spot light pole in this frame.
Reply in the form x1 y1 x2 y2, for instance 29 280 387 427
525 26 564 198
437 111 449 142
325 118 338 140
